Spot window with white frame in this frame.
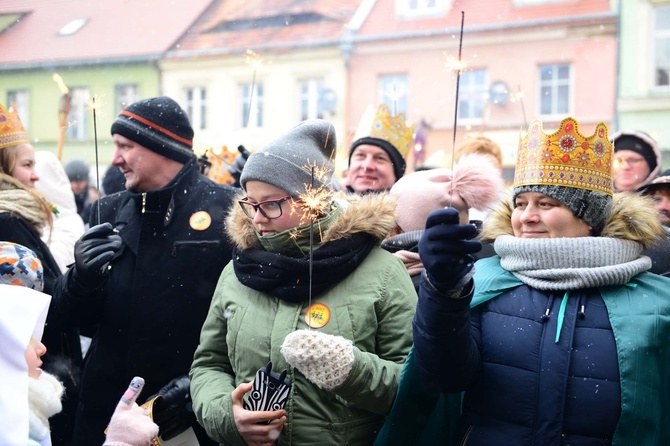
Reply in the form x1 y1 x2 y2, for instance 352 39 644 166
298 78 325 121
240 82 263 128
68 87 90 141
115 84 138 114
184 87 207 130
654 5 670 87
378 74 408 116
458 69 487 121
7 90 29 132
538 63 570 116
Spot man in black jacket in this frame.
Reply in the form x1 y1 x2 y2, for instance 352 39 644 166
638 169 670 276
52 96 237 446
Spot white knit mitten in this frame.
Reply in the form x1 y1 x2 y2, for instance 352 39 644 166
104 402 159 446
281 329 355 390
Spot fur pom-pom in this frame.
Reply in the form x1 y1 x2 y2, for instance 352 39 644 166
390 155 505 233
452 154 505 211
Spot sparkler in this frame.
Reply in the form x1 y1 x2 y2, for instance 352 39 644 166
294 125 335 328
308 168 315 328
297 165 333 329
300 165 334 330
448 11 465 208
386 83 405 117
517 84 528 128
243 50 266 128
90 96 102 224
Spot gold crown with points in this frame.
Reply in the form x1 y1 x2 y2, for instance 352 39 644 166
0 103 29 150
368 104 414 158
514 117 613 196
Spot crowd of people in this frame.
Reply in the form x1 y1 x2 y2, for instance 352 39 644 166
1 96 670 446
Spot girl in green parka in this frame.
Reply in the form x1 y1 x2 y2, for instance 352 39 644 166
189 119 417 446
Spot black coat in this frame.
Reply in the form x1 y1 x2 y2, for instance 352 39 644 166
52 158 237 445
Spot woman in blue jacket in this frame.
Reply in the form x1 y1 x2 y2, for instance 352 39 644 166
412 117 670 445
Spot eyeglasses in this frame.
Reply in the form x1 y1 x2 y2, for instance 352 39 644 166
238 196 291 219
614 156 645 167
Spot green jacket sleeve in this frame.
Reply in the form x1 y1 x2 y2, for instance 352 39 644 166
333 256 417 414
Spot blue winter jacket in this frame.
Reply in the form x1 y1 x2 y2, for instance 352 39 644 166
411 256 670 446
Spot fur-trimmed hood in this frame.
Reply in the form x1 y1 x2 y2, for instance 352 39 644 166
226 190 398 250
480 192 665 249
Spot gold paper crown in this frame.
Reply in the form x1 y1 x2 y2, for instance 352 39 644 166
0 104 29 150
368 104 414 158
514 117 613 196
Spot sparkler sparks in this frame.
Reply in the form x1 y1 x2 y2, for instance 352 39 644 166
443 52 468 74
244 49 264 68
86 94 106 115
297 180 333 226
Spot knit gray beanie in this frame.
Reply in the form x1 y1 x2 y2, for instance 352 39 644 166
240 119 336 197
513 184 612 234
64 159 90 182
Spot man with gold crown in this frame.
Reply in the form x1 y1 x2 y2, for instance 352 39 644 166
345 104 414 194
384 117 670 445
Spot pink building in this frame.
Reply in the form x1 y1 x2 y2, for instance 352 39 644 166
346 0 617 176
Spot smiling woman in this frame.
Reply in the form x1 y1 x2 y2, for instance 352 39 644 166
0 102 82 446
512 191 592 238
400 117 670 446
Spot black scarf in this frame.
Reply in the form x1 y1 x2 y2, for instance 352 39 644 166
233 232 376 302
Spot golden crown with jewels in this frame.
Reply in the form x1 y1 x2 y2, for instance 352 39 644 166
367 104 414 158
0 103 29 150
514 117 613 196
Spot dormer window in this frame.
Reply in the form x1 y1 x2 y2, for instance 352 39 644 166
58 18 87 36
396 0 450 19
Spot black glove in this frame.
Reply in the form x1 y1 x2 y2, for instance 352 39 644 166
419 207 482 293
229 145 250 188
149 375 194 441
73 222 122 288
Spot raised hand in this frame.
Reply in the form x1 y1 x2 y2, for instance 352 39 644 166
418 207 482 293
73 222 122 286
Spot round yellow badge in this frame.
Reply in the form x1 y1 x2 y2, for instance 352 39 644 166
305 303 331 329
189 211 212 231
